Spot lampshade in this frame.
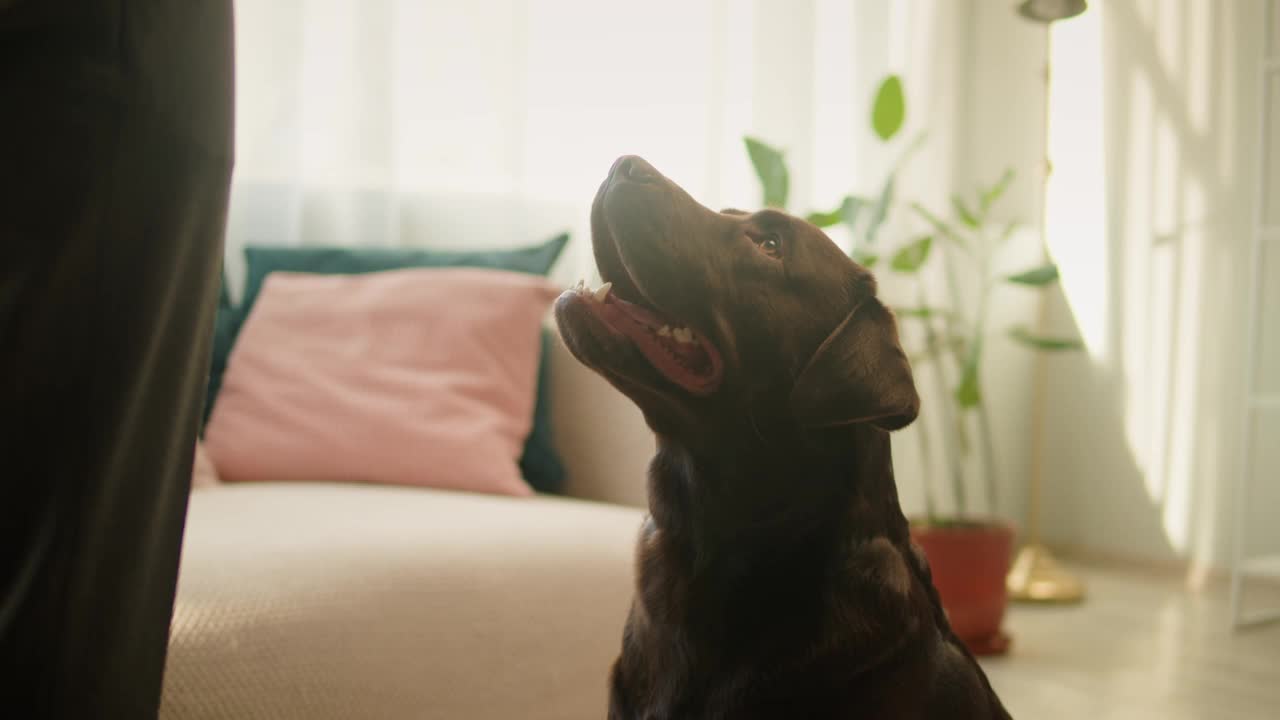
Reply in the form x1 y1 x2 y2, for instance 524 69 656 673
1017 0 1087 23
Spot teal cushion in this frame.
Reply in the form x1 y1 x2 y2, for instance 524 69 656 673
202 233 569 494
204 270 238 425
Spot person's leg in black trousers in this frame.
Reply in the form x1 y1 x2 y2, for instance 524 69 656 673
0 2 234 716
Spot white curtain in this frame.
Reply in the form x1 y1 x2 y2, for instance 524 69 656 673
226 0 968 293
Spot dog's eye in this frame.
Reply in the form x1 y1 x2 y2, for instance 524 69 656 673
754 233 783 259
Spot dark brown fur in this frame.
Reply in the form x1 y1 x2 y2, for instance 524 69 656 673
554 156 1011 719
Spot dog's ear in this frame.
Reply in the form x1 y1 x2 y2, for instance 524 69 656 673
789 297 919 431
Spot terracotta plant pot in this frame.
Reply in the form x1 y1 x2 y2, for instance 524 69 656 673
909 519 1015 656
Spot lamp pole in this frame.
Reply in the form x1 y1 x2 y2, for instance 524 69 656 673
1004 0 1088 604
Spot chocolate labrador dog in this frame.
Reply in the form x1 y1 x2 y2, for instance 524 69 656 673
554 156 1011 719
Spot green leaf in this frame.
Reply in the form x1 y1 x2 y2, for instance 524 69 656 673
911 202 967 249
806 196 862 229
955 335 984 408
842 195 868 229
1008 326 1084 351
895 305 958 321
871 75 906 141
865 175 895 246
842 197 870 253
850 249 879 268
979 168 1017 213
955 369 982 408
744 136 790 209
890 235 933 273
805 209 842 228
952 194 980 229
1005 264 1059 286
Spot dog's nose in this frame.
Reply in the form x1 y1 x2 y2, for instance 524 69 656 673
612 155 658 184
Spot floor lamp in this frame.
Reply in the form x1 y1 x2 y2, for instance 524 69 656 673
1005 0 1088 604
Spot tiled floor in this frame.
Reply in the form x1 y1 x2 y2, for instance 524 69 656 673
979 563 1280 719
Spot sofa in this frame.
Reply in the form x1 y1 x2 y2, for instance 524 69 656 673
159 189 660 718
161 329 654 720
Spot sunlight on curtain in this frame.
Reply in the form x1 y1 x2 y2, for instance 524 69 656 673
227 0 956 291
1046 10 1108 362
1040 0 1269 569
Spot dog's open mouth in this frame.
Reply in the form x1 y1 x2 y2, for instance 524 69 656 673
566 280 724 396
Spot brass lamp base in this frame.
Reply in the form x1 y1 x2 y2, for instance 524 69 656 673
1006 543 1085 603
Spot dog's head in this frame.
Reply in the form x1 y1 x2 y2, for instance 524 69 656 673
555 155 918 453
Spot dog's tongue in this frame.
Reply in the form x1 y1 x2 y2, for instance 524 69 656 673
589 290 723 395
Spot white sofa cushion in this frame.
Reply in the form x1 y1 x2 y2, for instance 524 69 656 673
162 483 642 720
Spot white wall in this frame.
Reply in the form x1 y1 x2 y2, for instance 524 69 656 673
1034 0 1277 576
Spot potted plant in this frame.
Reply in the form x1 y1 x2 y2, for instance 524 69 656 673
742 75 1082 655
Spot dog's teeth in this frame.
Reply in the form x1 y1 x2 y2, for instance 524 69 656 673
673 327 694 344
593 282 612 303
657 325 672 337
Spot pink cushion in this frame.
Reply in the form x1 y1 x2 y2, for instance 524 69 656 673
203 267 560 497
191 441 220 489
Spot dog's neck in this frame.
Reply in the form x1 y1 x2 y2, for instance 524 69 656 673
645 422 912 597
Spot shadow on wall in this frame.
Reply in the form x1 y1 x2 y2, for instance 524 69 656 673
1040 0 1273 581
